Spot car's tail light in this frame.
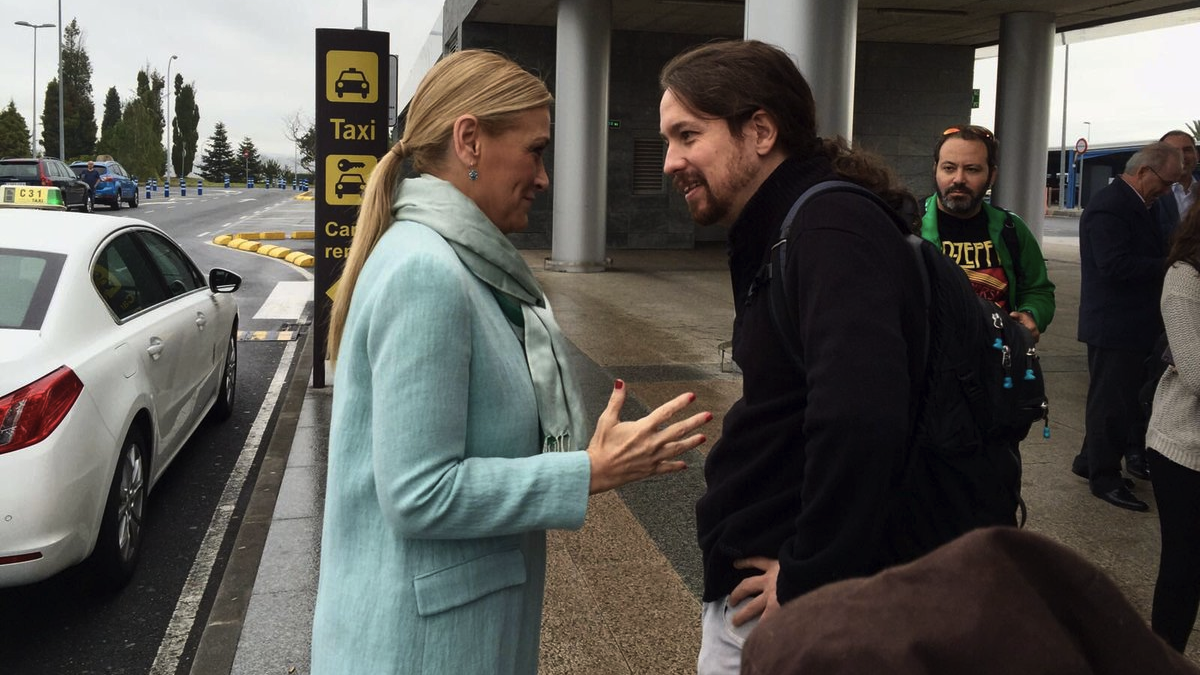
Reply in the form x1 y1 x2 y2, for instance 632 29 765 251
38 166 53 187
100 175 114 182
0 367 84 455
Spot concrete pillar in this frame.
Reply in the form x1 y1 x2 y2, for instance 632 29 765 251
993 12 1055 241
745 0 857 139
546 0 610 273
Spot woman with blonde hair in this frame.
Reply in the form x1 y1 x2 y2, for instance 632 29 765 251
310 50 710 674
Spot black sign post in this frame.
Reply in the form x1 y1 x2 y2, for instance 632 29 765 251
313 28 389 387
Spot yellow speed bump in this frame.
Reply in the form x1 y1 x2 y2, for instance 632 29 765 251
291 231 315 240
213 234 234 246
268 247 292 259
285 252 315 267
237 240 261 252
257 244 281 256
260 231 286 240
237 232 263 240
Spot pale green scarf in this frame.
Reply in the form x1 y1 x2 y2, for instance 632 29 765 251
392 174 587 453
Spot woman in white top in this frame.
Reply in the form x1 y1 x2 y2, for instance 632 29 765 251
1147 199 1200 652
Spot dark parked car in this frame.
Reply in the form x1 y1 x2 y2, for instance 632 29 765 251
69 160 139 209
0 157 93 212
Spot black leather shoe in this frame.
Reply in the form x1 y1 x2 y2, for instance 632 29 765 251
1093 487 1149 512
1126 456 1151 480
1073 464 1134 489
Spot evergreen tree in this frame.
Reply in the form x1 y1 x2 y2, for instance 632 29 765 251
261 158 284 182
40 19 97 160
105 99 163 180
100 86 121 140
136 67 166 165
198 122 236 181
171 74 201 177
234 137 262 183
0 101 31 158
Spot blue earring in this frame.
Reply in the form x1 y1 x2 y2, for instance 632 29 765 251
468 167 478 181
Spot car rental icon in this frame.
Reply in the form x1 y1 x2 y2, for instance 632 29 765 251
335 173 365 198
335 68 370 99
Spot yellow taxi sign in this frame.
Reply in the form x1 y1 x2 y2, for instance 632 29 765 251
0 185 67 210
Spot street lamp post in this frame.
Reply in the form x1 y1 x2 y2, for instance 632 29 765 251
56 1 63 160
1080 121 1091 207
14 20 55 157
165 54 178 177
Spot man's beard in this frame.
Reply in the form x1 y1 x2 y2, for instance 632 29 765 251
938 183 986 216
678 149 757 227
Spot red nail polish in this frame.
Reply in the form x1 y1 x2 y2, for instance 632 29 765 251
688 393 696 403
705 412 713 422
614 379 624 390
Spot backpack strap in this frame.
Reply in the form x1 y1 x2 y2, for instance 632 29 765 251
765 180 928 373
998 210 1026 290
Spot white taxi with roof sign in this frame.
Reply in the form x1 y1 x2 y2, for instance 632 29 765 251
0 206 242 589
1 185 67 210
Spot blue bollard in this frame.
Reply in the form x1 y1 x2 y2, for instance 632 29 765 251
198 179 203 196
248 176 254 189
180 177 186 197
265 176 271 190
164 177 170 198
224 174 230 188
301 179 308 191
150 178 157 192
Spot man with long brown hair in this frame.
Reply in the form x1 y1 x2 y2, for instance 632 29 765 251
658 40 926 674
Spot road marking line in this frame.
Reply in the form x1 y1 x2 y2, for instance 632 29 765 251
197 231 211 238
254 281 313 320
149 339 298 675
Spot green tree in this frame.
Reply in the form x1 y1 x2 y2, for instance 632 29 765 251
198 121 236 181
135 67 166 167
106 99 164 180
233 137 262 183
97 87 122 156
40 19 97 160
261 158 284 182
1188 120 1199 142
171 74 201 176
0 101 31 158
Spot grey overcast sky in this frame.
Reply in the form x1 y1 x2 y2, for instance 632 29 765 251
2 2 1197 166
1 0 443 163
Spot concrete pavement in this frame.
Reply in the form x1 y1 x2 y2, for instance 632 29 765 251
191 229 1199 674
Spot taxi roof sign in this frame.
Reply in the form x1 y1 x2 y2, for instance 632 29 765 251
0 185 67 210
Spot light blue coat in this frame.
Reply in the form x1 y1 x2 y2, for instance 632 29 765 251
310 219 592 675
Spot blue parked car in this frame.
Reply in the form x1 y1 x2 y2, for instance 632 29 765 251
70 159 139 210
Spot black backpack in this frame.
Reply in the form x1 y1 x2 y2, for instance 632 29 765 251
763 180 1049 563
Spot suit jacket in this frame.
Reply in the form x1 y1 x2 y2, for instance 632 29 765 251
1157 192 1181 247
310 220 591 675
1078 178 1166 352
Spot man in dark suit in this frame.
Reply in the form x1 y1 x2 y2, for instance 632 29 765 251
1156 130 1198 244
1073 142 1183 511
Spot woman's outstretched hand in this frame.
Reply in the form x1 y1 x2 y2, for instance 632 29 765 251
587 380 712 494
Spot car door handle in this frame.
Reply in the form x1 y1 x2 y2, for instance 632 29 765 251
147 337 165 360
195 312 208 331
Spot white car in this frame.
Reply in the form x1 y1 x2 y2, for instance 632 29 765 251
0 197 241 589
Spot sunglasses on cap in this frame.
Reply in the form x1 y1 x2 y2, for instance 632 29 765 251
943 125 995 140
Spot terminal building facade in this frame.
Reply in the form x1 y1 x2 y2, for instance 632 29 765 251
405 1 1194 263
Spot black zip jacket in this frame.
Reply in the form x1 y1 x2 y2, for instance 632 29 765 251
696 156 925 604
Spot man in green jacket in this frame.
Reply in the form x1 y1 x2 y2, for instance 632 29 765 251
920 125 1056 341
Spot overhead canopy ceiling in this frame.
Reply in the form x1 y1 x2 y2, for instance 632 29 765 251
466 0 1200 47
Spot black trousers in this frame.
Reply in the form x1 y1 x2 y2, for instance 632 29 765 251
1078 345 1150 493
1149 449 1200 652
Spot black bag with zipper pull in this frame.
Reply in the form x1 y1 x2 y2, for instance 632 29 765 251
761 180 1048 564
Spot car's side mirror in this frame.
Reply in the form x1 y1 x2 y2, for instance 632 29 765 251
208 268 242 294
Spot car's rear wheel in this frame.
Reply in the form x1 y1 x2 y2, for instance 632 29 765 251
209 330 237 421
110 193 121 210
90 426 147 589
82 193 94 213
128 189 139 208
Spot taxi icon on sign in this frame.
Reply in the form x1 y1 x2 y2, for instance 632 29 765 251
335 68 370 99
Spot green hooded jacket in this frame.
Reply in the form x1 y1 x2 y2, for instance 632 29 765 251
920 195 1056 332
